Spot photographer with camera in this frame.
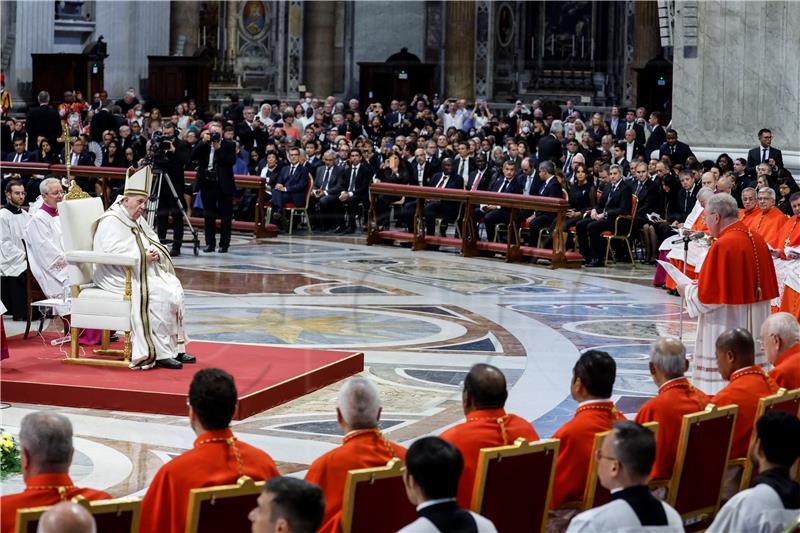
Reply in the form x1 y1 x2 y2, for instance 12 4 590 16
191 125 236 253
150 122 191 256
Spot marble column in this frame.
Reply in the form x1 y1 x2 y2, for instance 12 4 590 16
445 1 475 98
12 1 54 95
672 0 800 154
226 0 239 75
304 2 336 96
170 1 200 56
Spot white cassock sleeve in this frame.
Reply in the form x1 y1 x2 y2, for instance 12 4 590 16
708 484 798 533
0 210 29 277
25 212 69 300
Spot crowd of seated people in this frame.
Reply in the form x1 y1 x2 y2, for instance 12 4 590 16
2 313 798 533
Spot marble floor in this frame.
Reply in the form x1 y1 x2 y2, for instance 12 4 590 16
0 231 689 497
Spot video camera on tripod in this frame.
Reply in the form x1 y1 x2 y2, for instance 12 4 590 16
146 130 175 170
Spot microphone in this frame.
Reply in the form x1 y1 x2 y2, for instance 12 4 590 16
671 231 706 244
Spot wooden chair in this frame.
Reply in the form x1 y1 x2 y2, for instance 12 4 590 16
15 496 142 533
340 458 416 533
603 195 638 266
185 476 264 533
664 404 738 532
732 387 800 491
284 175 314 234
561 421 658 513
470 437 559 533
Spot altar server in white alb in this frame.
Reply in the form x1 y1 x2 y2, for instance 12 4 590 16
25 178 102 344
91 166 196 370
708 410 800 533
566 421 684 533
0 180 31 321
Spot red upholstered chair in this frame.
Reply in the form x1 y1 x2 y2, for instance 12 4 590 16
602 194 638 266
283 175 314 234
185 476 264 533
666 404 738 532
340 458 416 533
732 387 800 491
562 421 657 513
470 437 559 533
15 496 142 533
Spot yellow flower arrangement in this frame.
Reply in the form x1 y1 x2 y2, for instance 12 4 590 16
0 430 21 478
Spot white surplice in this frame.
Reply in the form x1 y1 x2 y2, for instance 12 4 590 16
566 499 685 533
685 283 770 394
24 207 71 315
92 201 187 369
708 483 799 533
0 206 31 277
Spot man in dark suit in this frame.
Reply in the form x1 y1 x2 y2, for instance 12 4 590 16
746 128 784 172
154 122 191 256
523 160 563 246
606 106 624 139
309 150 344 230
536 130 563 165
576 164 633 266
89 104 118 144
4 137 36 163
304 140 323 177
621 109 646 145
335 148 372 234
422 158 464 237
621 128 646 164
629 161 661 234
561 98 579 121
236 106 267 153
644 111 666 160
25 91 61 152
612 143 632 177
474 161 521 242
466 154 494 192
412 148 436 187
453 142 476 184
271 146 311 225
192 129 237 252
658 129 695 168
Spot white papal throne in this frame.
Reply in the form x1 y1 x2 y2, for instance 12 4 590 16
58 184 135 366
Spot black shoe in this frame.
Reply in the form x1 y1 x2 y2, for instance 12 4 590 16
176 352 196 364
203 245 216 253
109 335 119 343
155 357 183 369
585 260 604 268
218 247 228 253
170 248 181 257
343 227 355 234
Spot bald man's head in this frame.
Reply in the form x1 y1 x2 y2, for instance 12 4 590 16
715 328 756 380
37 502 96 533
463 364 508 413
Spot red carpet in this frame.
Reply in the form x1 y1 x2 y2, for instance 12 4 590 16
0 334 363 419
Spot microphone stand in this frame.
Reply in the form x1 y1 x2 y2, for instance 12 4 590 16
679 234 691 342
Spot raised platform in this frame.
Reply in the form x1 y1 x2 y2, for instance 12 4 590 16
0 334 363 419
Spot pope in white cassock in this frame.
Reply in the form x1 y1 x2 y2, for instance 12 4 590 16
91 166 196 370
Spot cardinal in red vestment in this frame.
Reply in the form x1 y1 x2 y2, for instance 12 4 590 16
139 369 280 533
751 188 788 243
678 193 779 394
305 377 406 533
0 412 111 533
440 364 539 507
711 329 780 460
761 312 800 390
635 338 710 480
739 187 759 230
550 350 626 509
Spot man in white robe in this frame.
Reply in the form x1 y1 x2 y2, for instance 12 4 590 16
708 410 800 533
24 178 103 344
91 166 195 370
0 180 31 320
678 194 776 394
566 421 683 533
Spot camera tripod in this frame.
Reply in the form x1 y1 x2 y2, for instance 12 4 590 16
144 168 201 256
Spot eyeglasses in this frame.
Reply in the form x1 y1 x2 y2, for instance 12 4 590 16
595 449 618 464
47 190 65 197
